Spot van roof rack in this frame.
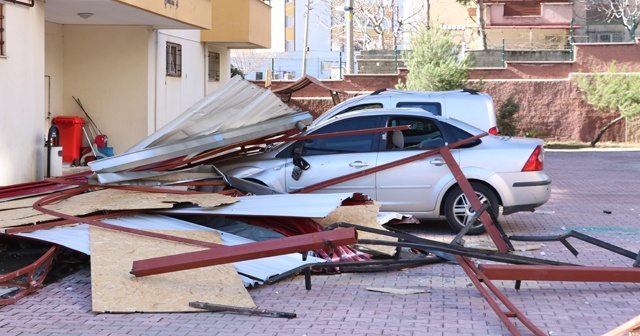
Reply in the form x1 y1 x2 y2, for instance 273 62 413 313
370 88 390 95
462 88 479 95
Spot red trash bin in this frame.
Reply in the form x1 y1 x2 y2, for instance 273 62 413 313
53 116 86 164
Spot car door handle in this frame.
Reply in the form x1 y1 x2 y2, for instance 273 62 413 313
430 159 445 166
349 161 369 168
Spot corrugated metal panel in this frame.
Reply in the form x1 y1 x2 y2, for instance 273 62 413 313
157 193 355 218
127 76 299 151
88 77 311 179
16 214 325 287
89 112 311 177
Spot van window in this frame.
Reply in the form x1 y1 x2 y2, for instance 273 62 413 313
336 103 383 117
396 102 442 116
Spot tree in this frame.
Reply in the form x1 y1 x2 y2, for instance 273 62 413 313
584 0 639 39
316 0 424 51
574 62 640 146
398 23 474 91
231 64 245 79
497 95 520 136
455 0 488 50
230 50 274 79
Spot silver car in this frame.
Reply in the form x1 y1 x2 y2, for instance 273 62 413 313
217 108 551 234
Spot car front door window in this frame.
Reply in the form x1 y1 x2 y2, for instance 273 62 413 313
285 116 381 197
302 116 379 155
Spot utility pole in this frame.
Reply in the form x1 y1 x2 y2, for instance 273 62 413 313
345 0 354 74
301 0 310 76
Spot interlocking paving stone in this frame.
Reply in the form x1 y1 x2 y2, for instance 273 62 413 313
0 150 639 335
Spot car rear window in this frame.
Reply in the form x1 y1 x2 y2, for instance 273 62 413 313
444 123 481 148
396 102 442 116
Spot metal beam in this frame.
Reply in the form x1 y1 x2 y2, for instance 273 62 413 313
478 264 640 282
456 255 546 336
439 147 511 253
130 227 358 277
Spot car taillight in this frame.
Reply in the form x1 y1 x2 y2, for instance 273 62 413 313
522 145 544 171
488 127 499 135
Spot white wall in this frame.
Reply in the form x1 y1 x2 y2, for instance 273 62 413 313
45 22 64 129
153 30 207 132
0 3 46 185
205 44 231 94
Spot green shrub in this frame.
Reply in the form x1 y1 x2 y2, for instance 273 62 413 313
497 95 520 136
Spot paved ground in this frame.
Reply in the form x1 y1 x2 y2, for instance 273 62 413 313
1 150 639 336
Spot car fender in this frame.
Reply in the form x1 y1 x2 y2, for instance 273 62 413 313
222 164 288 193
431 166 503 215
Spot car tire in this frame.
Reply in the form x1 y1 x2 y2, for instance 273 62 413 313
443 182 499 235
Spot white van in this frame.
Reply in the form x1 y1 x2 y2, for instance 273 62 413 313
312 88 499 135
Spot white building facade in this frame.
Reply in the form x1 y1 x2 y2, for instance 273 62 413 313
0 0 270 186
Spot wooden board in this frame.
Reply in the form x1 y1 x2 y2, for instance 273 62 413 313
315 202 397 257
0 189 238 229
90 227 255 313
366 287 431 295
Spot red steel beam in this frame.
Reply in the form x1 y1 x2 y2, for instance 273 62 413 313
439 147 511 253
456 255 546 336
478 264 640 282
130 227 358 277
0 245 60 305
32 186 222 248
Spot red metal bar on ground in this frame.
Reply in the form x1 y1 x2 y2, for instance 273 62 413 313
455 255 546 336
439 147 511 253
0 245 60 306
130 227 358 277
478 264 640 282
3 210 142 234
32 186 222 248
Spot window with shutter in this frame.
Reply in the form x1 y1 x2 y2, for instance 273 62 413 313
504 2 541 16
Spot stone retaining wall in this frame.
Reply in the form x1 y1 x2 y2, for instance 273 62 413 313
260 42 639 143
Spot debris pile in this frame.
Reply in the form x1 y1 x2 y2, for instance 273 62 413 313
0 78 638 335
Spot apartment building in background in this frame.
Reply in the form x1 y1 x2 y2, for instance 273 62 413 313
0 0 271 186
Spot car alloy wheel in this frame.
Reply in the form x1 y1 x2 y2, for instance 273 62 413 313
444 183 499 235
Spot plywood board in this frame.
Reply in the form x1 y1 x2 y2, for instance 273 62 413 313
0 196 43 211
315 202 397 257
90 227 255 313
0 189 238 229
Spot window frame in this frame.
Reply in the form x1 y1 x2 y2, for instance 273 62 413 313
166 42 182 77
208 51 220 82
385 116 445 150
276 115 383 158
0 4 5 57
